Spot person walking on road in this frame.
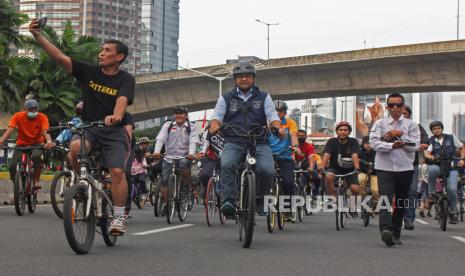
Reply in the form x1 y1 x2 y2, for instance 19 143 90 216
370 93 420 247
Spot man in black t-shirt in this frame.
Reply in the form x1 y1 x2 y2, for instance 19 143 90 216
320 122 361 198
30 19 135 236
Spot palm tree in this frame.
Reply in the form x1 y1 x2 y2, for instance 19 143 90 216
0 0 32 114
27 21 100 125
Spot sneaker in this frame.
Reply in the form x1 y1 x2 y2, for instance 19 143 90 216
161 204 168 216
394 237 402 245
221 201 236 219
404 220 415 230
381 230 395 247
449 214 459 224
108 216 128 236
140 196 146 209
419 210 425 218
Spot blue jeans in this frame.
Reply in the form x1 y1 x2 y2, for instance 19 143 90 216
404 165 419 223
220 142 275 203
428 165 458 214
275 159 295 196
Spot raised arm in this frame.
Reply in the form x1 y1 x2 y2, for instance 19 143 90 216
29 19 72 74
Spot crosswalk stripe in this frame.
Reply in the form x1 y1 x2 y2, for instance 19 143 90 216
415 219 429 225
450 236 465 244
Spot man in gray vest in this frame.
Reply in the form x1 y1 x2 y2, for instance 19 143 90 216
209 62 282 217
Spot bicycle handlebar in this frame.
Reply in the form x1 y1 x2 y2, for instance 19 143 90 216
324 170 357 178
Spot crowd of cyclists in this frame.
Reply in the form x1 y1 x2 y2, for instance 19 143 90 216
1 19 464 252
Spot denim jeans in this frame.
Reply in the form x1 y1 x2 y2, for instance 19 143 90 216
427 164 458 214
404 165 419 223
275 159 295 196
220 142 275 203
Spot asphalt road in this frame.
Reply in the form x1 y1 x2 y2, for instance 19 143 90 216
1 203 465 276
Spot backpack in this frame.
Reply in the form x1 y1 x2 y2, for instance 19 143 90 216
164 120 191 135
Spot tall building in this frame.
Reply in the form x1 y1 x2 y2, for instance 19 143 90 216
18 0 142 75
420 92 443 134
140 0 180 73
453 112 465 141
18 0 82 36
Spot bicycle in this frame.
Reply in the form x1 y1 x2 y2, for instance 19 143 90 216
294 168 307 222
324 170 357 231
164 157 194 224
3 142 44 216
430 157 465 231
204 154 226 227
221 123 265 248
267 160 285 233
62 121 117 254
359 160 375 227
131 167 148 209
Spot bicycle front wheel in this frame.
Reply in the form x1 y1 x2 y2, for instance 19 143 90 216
101 190 117 247
240 173 256 248
439 198 448 231
51 171 72 219
166 175 176 224
177 182 192 222
13 169 26 216
63 183 96 254
205 178 217 227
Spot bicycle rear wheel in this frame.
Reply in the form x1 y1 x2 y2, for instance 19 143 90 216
439 198 448 231
13 169 26 216
205 178 217 227
100 190 117 247
239 173 256 248
277 185 285 230
51 171 72 219
63 183 96 254
166 175 176 224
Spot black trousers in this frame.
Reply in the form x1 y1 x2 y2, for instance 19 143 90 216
377 170 413 238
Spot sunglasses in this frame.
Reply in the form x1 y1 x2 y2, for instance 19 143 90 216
387 102 404 108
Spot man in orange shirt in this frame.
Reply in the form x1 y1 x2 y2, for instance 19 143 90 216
0 99 53 189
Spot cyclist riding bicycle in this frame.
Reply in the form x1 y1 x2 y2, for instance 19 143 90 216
268 100 300 218
208 61 281 217
424 120 465 224
153 107 199 215
320 122 360 203
0 99 53 190
197 125 224 201
358 136 379 210
29 19 135 235
294 129 321 200
55 101 83 147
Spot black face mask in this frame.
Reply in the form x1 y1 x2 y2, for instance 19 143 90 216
298 137 306 144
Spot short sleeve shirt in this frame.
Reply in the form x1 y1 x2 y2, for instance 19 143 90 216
268 116 298 160
323 137 359 170
9 111 49 146
71 59 135 122
295 142 315 162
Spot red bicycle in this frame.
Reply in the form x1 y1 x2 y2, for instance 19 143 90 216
5 144 44 216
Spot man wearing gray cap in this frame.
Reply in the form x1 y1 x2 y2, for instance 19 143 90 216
0 99 53 190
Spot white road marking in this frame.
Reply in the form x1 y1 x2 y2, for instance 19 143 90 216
132 224 194 236
415 219 429 225
450 236 465 244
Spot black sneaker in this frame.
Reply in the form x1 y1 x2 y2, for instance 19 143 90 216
221 201 236 219
404 220 414 230
449 214 459 224
381 230 395 247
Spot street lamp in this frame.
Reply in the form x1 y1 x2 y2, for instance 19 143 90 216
333 97 348 121
255 19 280 60
178 65 234 98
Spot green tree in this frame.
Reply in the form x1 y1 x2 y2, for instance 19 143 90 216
27 21 100 125
0 0 33 113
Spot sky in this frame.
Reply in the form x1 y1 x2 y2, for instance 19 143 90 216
177 0 465 132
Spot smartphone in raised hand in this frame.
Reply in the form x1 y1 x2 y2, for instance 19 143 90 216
38 17 47 28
